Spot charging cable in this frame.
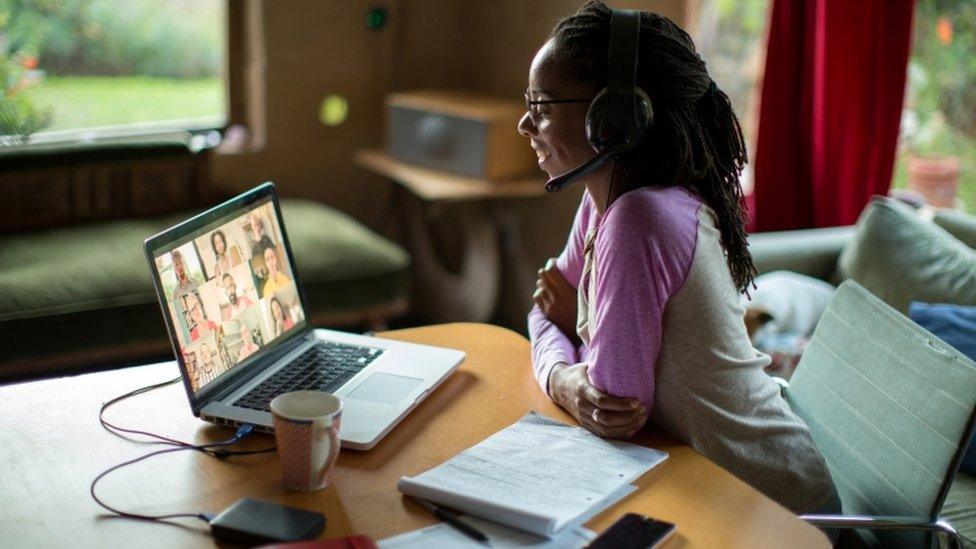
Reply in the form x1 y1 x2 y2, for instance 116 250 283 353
92 376 275 523
90 424 254 523
98 376 275 459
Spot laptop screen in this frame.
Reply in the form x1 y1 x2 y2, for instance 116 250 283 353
150 194 307 394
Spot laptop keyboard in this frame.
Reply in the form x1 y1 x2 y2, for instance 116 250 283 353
234 341 383 412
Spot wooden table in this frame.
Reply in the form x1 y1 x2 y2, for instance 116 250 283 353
0 323 829 548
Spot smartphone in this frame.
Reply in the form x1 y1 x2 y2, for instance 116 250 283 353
587 513 676 549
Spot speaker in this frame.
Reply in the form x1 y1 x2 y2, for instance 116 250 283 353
386 90 538 180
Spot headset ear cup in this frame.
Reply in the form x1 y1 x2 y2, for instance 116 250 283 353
585 88 611 152
634 87 653 135
586 87 654 153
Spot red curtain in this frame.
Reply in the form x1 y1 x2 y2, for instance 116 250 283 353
751 0 915 231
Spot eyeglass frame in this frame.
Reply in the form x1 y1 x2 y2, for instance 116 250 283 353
524 93 591 123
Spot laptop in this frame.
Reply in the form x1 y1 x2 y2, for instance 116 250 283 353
144 182 464 450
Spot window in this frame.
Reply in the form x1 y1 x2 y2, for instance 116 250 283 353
892 0 976 215
688 0 771 195
0 0 226 148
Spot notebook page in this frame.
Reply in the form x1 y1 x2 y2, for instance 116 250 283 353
398 412 667 537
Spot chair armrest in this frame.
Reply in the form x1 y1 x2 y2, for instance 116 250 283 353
748 226 856 281
799 513 963 549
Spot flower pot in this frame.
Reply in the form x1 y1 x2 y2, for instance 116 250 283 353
907 154 960 208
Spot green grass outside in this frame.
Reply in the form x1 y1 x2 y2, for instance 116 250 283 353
24 76 224 132
19 77 976 218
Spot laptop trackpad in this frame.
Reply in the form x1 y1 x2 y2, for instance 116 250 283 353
347 372 423 406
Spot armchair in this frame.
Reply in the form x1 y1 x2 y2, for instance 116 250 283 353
783 281 976 548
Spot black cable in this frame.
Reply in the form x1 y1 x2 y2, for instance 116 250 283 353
98 376 276 458
90 426 252 523
92 377 277 523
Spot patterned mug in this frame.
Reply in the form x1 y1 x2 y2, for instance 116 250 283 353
270 390 342 491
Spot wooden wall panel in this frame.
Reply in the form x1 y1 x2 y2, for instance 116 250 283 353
213 0 686 220
211 1 687 326
213 0 401 219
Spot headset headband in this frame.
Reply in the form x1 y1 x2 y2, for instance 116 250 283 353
607 9 641 136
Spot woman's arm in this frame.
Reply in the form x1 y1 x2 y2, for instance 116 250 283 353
534 258 582 347
585 193 699 413
528 194 591 395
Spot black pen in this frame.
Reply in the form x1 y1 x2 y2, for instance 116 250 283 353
410 496 489 543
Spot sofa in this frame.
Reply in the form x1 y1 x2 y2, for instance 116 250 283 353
0 200 410 383
748 197 976 547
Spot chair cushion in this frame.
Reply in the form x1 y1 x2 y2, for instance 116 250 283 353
909 302 976 475
836 197 976 313
0 199 409 378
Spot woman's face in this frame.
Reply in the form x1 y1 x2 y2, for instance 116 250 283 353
272 300 284 322
264 248 278 274
517 39 596 180
213 233 226 255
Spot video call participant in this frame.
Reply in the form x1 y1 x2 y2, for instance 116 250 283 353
269 296 295 338
249 212 275 257
186 292 218 341
199 343 216 382
221 272 254 318
236 322 260 363
171 250 198 296
524 2 835 515
210 229 241 277
260 247 291 299
184 349 200 388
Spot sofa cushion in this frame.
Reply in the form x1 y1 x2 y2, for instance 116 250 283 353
935 208 976 251
747 225 856 281
0 199 409 379
836 197 976 313
944 473 976 548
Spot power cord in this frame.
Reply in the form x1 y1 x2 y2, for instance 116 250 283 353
98 376 275 459
92 376 276 523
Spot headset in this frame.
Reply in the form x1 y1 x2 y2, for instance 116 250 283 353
545 8 654 193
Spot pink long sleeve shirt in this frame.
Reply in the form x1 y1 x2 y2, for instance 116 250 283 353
527 186 834 514
528 186 698 409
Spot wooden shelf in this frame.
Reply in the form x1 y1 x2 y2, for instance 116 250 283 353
354 149 548 202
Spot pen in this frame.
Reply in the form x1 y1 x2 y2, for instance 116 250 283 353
410 496 489 543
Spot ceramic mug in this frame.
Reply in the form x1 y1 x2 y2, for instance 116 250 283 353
270 390 342 491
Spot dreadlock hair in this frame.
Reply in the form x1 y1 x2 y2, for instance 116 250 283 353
549 1 756 294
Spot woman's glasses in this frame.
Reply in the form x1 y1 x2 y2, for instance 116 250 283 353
524 93 590 123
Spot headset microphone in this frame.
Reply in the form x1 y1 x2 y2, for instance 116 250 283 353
544 138 628 193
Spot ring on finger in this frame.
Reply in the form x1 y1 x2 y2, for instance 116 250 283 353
591 409 599 422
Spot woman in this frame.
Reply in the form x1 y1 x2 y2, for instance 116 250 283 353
236 322 260 362
210 229 241 278
260 247 291 299
523 2 834 514
270 296 294 338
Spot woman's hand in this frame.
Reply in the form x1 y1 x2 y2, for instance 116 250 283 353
533 258 580 345
549 362 647 439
